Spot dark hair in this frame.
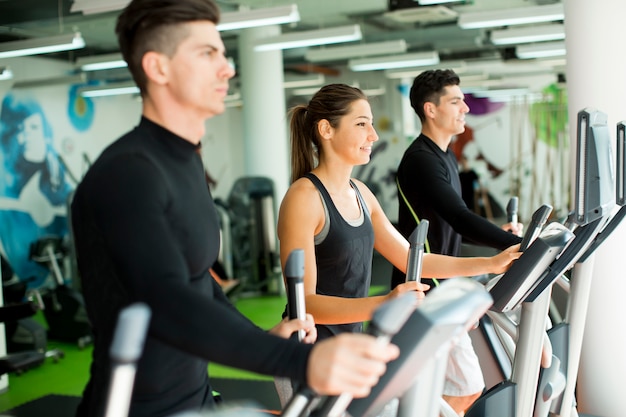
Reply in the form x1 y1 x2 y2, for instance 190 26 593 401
409 69 460 122
288 84 368 183
115 0 221 94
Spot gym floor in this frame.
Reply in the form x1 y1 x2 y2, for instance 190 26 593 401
0 253 393 416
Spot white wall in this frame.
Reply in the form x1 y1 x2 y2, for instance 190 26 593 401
0 55 566 283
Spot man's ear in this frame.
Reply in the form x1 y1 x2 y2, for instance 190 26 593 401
424 102 436 119
142 51 169 85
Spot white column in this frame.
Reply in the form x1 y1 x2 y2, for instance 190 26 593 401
238 25 290 202
565 1 626 416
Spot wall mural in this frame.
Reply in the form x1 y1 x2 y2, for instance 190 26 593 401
0 90 78 288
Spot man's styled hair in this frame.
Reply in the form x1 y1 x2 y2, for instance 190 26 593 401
115 0 221 94
409 69 460 122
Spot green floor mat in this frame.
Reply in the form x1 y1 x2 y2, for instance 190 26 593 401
0 295 289 412
0 271 393 412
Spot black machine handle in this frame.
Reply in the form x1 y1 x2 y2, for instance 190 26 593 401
285 249 306 342
506 196 519 225
309 293 418 417
281 249 314 417
405 220 429 284
520 204 553 251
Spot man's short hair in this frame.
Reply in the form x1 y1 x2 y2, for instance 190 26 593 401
410 69 460 122
115 0 221 94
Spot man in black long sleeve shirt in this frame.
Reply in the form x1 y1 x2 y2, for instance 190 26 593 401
71 2 399 416
392 69 522 415
394 133 521 272
393 70 523 289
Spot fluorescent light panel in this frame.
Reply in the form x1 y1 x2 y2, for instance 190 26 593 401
254 25 362 52
361 86 386 96
224 92 243 108
77 53 127 71
78 81 139 98
70 0 130 14
224 92 241 102
305 40 407 63
472 87 529 98
491 23 565 45
0 33 85 59
384 60 466 79
476 92 544 103
218 5 300 31
0 67 13 80
291 84 385 97
283 73 325 88
349 51 439 72
516 41 566 59
13 73 86 89
417 0 462 4
458 3 564 29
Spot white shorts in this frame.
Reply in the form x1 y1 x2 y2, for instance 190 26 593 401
443 331 485 397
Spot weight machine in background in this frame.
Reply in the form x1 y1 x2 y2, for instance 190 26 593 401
220 176 282 297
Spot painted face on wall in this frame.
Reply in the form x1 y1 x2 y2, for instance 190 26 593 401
17 113 47 163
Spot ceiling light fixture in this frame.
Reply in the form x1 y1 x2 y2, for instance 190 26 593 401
12 73 87 89
254 25 362 52
516 41 566 59
77 53 127 71
349 51 440 72
417 0 463 4
491 23 565 45
225 92 241 102
384 60 466 79
70 0 130 14
360 86 387 96
289 86 321 97
458 3 564 30
290 83 386 96
218 5 300 31
0 67 13 81
305 40 407 63
471 87 530 98
283 73 325 88
224 92 243 107
78 81 139 98
0 33 85 59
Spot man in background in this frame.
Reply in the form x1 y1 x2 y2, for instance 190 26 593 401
392 69 523 415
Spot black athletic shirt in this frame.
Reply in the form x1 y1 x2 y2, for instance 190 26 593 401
305 173 374 341
391 134 521 289
72 117 312 417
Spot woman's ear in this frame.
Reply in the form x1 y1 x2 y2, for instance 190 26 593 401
317 119 333 140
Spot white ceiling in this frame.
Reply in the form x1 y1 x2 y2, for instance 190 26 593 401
0 0 566 93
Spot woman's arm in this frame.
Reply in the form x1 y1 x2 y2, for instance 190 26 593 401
277 179 412 325
355 179 521 280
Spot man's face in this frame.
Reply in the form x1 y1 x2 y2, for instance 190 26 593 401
429 84 470 136
162 20 236 119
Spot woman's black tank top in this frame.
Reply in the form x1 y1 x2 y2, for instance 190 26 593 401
304 173 374 341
